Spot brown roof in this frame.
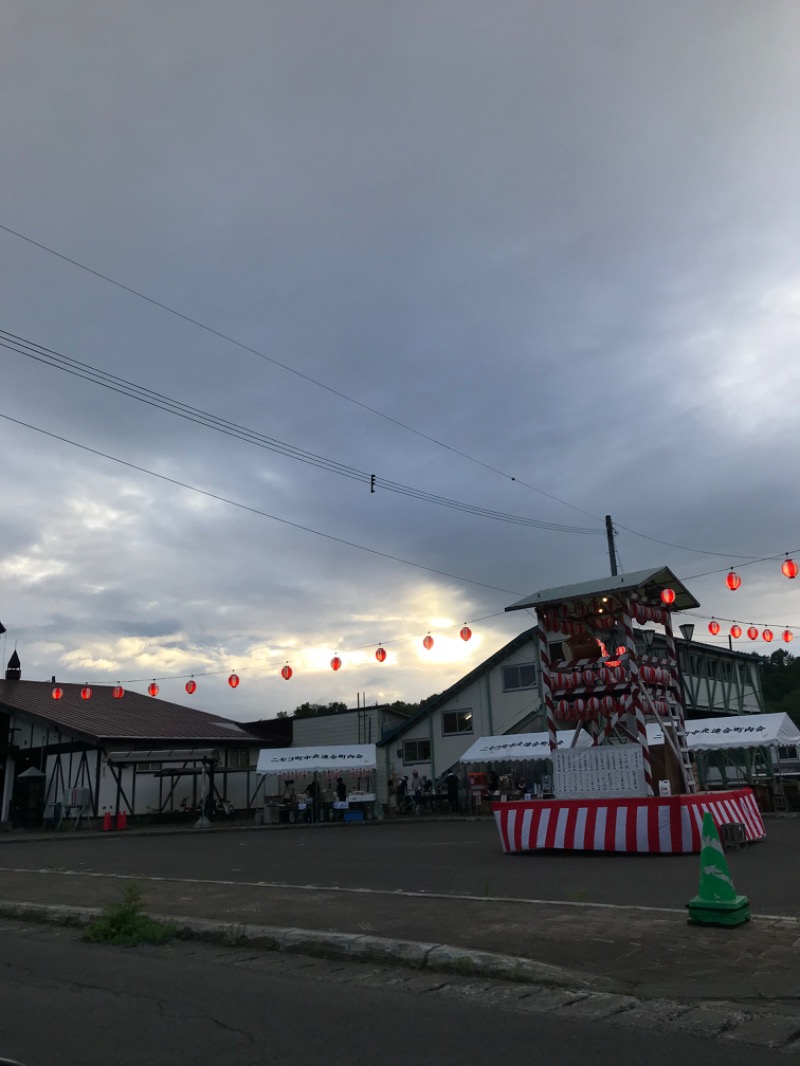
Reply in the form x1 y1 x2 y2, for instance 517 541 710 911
0 680 262 745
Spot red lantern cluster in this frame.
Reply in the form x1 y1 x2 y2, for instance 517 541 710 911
228 673 239 689
148 681 159 697
726 570 741 591
52 686 63 700
81 686 92 700
112 686 125 699
708 620 720 636
731 624 742 639
460 625 472 642
660 588 676 606
782 558 798 579
185 679 197 694
331 655 342 671
281 664 293 680
423 634 434 650
375 647 386 663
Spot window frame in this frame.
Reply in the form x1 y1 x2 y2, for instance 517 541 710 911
441 709 474 737
403 739 431 764
502 662 537 692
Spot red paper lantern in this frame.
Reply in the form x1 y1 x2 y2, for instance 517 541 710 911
281 664 293 680
730 624 742 639
148 681 159 697
51 686 63 700
423 634 434 650
460 625 472 642
228 673 240 689
660 588 676 605
783 629 794 643
763 629 774 643
782 558 798 579
747 626 759 641
185 679 197 694
556 699 571 718
81 686 92 700
375 647 386 663
726 570 741 591
112 686 125 699
708 620 720 636
331 656 342 671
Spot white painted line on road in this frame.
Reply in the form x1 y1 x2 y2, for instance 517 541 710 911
0 864 797 922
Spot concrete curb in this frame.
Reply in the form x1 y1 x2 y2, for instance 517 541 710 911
0 897 612 992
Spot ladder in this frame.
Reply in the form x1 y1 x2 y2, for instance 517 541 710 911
638 682 698 794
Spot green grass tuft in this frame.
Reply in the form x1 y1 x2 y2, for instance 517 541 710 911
82 883 177 948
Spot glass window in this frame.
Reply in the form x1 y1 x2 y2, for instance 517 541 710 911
227 749 252 769
502 663 537 691
403 739 431 763
136 762 162 773
442 710 473 736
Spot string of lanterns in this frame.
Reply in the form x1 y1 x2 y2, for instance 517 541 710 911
49 619 479 700
48 559 800 702
724 556 797 592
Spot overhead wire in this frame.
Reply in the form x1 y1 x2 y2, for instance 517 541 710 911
0 328 601 535
0 410 523 597
0 223 787 559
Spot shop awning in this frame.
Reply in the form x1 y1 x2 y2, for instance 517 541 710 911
256 743 377 774
646 712 800 751
459 732 591 763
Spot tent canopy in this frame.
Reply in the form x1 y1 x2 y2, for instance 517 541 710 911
647 712 800 751
256 743 377 775
460 732 591 763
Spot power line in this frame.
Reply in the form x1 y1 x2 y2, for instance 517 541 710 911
0 328 602 536
0 410 522 597
0 222 786 561
0 221 602 522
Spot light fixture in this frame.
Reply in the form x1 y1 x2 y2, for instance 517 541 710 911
679 624 695 643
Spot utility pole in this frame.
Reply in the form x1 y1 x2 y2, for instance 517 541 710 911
605 515 618 577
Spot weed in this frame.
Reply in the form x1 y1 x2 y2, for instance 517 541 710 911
82 884 177 948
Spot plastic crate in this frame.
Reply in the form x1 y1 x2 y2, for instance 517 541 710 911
343 810 364 823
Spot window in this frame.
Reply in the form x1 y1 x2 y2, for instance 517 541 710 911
778 745 798 761
442 710 473 736
227 749 252 769
137 762 162 773
502 663 537 691
403 739 431 764
548 641 565 662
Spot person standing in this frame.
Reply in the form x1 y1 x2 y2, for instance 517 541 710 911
446 771 461 814
335 776 347 802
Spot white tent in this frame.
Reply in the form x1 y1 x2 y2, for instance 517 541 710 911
256 744 377 775
459 731 591 763
646 712 800 752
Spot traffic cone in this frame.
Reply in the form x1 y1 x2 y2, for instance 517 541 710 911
686 812 750 926
102 811 112 832
115 810 127 831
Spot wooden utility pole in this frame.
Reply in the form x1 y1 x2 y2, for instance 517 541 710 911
605 515 618 576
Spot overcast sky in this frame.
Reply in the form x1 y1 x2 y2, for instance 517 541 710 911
1 2 799 722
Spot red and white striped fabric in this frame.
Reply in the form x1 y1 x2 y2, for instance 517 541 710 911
493 789 765 854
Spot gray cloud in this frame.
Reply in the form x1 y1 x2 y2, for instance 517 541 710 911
1 1 799 719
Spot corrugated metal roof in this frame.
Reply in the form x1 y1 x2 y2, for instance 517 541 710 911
0 680 262 744
505 566 700 612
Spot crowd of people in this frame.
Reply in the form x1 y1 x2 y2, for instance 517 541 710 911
277 775 352 822
393 770 462 814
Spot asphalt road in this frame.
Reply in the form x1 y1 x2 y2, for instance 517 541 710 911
0 919 786 1066
0 816 796 914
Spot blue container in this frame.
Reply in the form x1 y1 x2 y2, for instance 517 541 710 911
343 810 364 823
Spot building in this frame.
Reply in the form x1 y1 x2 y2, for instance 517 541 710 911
0 657 288 826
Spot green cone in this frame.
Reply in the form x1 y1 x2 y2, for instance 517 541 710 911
686 812 750 926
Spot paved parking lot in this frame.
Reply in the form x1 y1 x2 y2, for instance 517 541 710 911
0 815 796 914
